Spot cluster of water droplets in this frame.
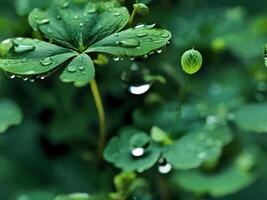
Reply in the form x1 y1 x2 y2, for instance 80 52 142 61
121 63 153 95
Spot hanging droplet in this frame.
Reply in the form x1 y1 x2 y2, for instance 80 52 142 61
157 49 163 54
113 57 120 61
37 19 50 25
158 158 172 174
67 65 77 73
23 77 29 81
9 75 16 79
61 2 70 9
129 84 151 95
131 147 145 157
40 76 46 80
40 57 53 66
130 57 135 61
14 44 35 53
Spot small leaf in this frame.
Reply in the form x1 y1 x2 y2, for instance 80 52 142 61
233 104 267 133
29 1 129 50
104 127 161 172
0 38 76 77
87 25 171 57
0 99 23 133
150 126 172 145
60 54 95 87
164 126 233 169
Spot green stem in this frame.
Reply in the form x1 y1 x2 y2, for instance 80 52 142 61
90 78 106 161
128 6 137 26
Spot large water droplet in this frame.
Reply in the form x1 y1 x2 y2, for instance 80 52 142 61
158 158 172 174
40 57 53 66
9 75 16 79
14 44 35 53
68 65 77 73
119 39 140 48
113 57 120 61
131 147 145 157
129 84 151 95
37 19 50 25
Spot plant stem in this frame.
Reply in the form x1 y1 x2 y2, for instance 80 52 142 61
128 6 137 26
90 78 106 161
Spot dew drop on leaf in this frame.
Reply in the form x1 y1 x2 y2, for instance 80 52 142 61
57 15 62 20
113 57 120 61
67 65 77 73
23 77 29 81
40 57 53 66
9 75 16 79
119 39 140 48
37 19 50 25
79 66 85 71
131 147 145 157
87 8 96 14
61 2 70 9
14 44 35 53
113 12 121 16
136 32 148 37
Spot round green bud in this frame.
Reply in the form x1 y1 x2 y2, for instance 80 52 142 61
134 3 149 16
181 49 203 75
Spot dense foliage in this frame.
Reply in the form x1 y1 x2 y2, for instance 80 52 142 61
0 0 267 200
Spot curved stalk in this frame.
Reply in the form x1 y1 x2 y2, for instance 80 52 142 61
90 78 106 161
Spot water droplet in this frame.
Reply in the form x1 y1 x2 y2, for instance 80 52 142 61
146 23 156 28
206 115 217 125
135 24 145 29
30 79 35 83
129 84 151 95
143 55 148 59
113 57 120 61
158 159 172 174
40 57 53 66
197 152 207 159
119 39 140 48
161 31 170 38
74 15 79 19
57 15 62 20
61 2 70 9
136 32 148 37
157 49 163 54
37 19 50 25
130 57 135 61
10 75 16 79
68 65 77 73
114 12 121 16
21 58 28 63
131 147 144 157
14 44 35 53
80 23 84 27
40 76 45 80
87 8 96 14
23 77 29 81
79 66 85 71
1 39 11 44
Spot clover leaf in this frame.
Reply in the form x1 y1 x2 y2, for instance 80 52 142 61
0 0 171 87
0 99 23 133
163 126 233 170
104 127 161 172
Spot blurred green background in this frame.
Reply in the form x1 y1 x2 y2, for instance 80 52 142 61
1 0 267 199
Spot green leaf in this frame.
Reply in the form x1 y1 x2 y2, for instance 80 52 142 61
86 25 171 57
0 38 76 77
104 127 161 172
0 99 23 133
174 162 257 197
29 1 129 50
150 126 172 145
15 0 52 16
60 54 95 87
164 126 233 169
233 104 267 133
